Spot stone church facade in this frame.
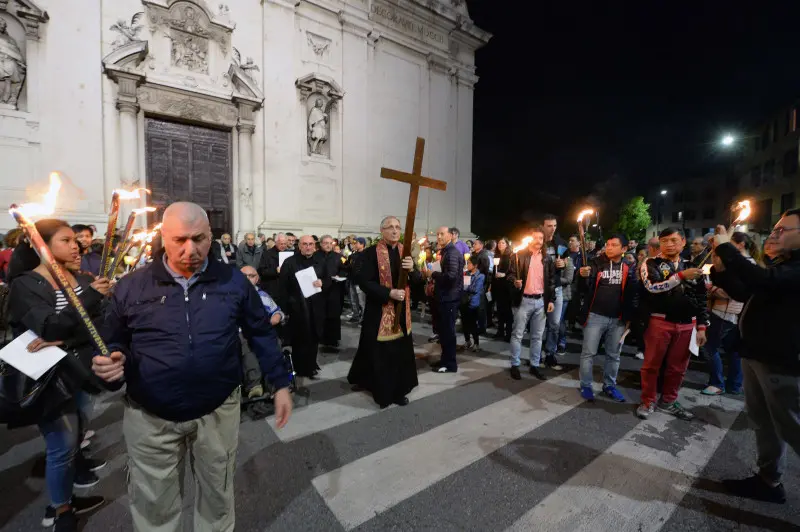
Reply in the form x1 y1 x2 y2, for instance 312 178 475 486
0 0 489 238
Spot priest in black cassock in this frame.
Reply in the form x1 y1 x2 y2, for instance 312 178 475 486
278 235 329 378
348 216 420 408
316 234 346 351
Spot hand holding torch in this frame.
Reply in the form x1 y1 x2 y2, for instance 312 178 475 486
577 209 594 266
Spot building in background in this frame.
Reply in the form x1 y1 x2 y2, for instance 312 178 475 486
0 0 489 239
645 173 737 240
735 101 800 233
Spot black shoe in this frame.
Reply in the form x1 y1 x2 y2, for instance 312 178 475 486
73 468 99 489
492 332 504 340
43 496 105 526
504 336 511 343
379 402 391 409
544 354 563 371
53 509 78 532
510 366 521 380
393 396 409 406
529 366 547 381
77 454 107 473
430 361 443 369
556 345 567 355
724 475 787 504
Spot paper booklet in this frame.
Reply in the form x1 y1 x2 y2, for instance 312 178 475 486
0 330 67 380
430 261 442 273
295 266 322 298
279 251 294 268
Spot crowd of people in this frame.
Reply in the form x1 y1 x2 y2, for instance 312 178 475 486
0 204 798 531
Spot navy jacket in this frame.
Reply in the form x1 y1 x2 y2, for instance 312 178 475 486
433 242 465 303
102 251 290 422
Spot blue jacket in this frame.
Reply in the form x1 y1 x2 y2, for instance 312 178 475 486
102 251 290 422
434 242 465 303
464 271 485 308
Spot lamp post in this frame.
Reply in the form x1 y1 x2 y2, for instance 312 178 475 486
656 189 667 235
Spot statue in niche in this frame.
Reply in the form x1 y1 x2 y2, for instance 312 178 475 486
307 98 328 156
0 18 26 108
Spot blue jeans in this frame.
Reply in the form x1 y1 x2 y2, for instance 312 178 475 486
438 300 459 371
38 407 79 506
557 298 570 349
544 287 563 354
579 313 626 388
510 297 547 367
705 313 743 392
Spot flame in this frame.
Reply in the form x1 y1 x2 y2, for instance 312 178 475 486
512 236 533 254
114 188 150 200
131 230 150 243
132 207 157 215
418 237 427 244
732 200 752 224
10 172 63 218
577 209 594 223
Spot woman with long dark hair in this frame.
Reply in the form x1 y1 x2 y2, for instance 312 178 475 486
702 231 758 396
492 237 513 341
6 219 109 531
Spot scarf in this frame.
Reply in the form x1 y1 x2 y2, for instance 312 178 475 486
376 239 411 341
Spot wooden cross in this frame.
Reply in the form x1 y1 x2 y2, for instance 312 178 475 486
381 137 447 324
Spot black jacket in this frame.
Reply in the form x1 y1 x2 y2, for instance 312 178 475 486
711 244 800 372
545 234 569 287
7 271 109 414
473 249 491 278
578 254 639 325
257 246 286 297
507 248 556 308
640 256 709 327
433 242 465 303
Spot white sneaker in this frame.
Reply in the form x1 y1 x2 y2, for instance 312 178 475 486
635 352 644 360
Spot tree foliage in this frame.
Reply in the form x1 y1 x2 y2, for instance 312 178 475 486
612 196 652 242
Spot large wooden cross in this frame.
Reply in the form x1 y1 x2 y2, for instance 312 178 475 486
381 137 447 323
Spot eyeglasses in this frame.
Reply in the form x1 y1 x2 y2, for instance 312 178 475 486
769 226 800 237
245 273 258 279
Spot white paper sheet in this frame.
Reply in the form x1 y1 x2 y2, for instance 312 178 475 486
430 261 442 273
495 272 506 278
0 330 67 380
295 267 322 298
279 251 294 268
486 291 493 303
332 275 347 282
689 328 699 356
463 275 471 287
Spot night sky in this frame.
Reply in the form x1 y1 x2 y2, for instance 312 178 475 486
467 1 800 239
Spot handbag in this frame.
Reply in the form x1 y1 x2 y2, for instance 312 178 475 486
0 360 74 426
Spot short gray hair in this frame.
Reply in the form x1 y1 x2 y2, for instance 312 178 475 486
380 216 400 230
275 232 286 241
320 234 333 242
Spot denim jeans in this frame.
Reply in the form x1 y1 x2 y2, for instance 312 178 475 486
579 313 626 388
348 281 363 319
556 298 571 349
38 407 79 506
544 287 563 354
510 297 547 367
704 313 743 392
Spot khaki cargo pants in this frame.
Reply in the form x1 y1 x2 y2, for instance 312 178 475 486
123 388 241 532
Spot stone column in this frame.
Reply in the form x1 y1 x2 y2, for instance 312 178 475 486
111 72 144 190
236 100 256 233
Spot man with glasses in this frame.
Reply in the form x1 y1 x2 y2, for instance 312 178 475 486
712 208 800 504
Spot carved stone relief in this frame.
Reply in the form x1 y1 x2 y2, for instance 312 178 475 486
0 16 25 108
306 32 330 59
233 47 259 86
170 29 208 73
110 12 144 50
138 86 238 126
147 1 228 49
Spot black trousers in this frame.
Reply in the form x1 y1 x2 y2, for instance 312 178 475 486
461 305 480 344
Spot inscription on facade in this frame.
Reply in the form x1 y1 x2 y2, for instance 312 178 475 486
369 2 447 49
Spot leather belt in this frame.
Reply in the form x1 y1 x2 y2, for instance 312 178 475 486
522 293 542 299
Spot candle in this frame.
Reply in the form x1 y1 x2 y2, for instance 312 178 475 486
9 174 110 356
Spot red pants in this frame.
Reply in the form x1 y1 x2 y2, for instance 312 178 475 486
640 317 695 405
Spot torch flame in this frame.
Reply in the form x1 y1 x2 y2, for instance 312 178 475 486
512 236 533 254
418 237 427 244
10 172 63 219
132 206 157 215
732 200 752 224
114 188 151 200
577 209 594 223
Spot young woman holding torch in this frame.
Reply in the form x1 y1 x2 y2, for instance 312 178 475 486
7 219 110 531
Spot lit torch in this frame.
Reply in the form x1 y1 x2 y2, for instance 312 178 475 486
8 173 110 357
99 188 150 279
577 209 594 265
105 206 156 278
131 223 161 271
512 236 533 279
699 199 753 266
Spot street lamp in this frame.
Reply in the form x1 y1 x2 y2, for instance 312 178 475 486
656 190 667 235
721 134 736 147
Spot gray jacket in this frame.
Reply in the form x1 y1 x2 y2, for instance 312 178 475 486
560 256 576 301
236 244 264 269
